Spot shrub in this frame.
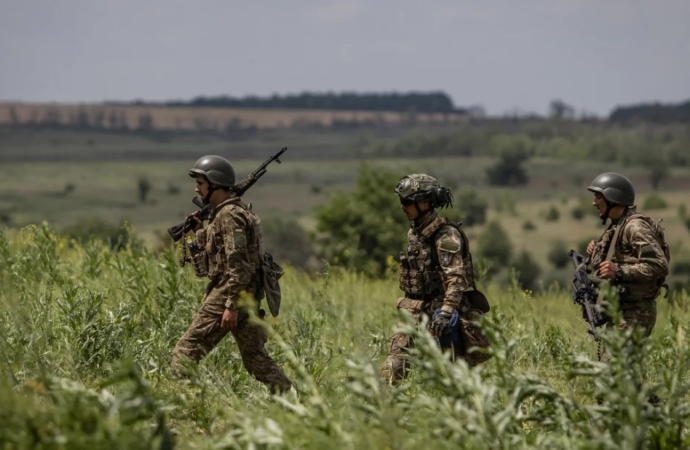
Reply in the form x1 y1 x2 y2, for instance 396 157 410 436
547 240 571 269
643 192 668 210
454 188 488 227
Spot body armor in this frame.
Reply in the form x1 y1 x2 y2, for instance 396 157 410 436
398 216 475 301
591 210 670 307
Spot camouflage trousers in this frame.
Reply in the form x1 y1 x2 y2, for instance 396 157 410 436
599 306 657 363
380 298 491 384
172 294 292 394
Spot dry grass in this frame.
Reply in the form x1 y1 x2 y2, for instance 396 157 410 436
0 102 466 130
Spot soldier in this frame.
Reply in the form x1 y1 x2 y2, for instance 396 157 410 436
380 174 491 384
171 155 293 394
584 172 669 369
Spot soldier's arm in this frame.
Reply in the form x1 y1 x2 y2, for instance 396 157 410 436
618 219 669 282
434 227 471 314
218 209 255 310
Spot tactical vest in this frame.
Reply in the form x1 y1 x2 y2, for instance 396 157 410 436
398 216 475 301
204 200 264 288
596 212 670 304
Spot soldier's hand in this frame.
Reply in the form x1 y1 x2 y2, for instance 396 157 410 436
428 310 452 337
597 261 618 279
187 212 203 232
221 308 238 331
586 240 596 256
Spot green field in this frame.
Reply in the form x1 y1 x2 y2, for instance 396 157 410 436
2 119 690 447
1 228 690 448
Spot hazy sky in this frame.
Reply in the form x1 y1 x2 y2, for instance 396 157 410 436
1 0 688 116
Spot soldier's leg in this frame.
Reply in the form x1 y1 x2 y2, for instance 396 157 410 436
380 327 414 384
172 301 229 376
599 307 656 363
231 311 293 394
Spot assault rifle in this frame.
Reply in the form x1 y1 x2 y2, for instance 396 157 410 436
167 147 288 242
568 249 608 342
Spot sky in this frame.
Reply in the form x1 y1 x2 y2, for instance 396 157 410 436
1 0 688 117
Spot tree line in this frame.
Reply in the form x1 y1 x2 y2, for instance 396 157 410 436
108 91 465 114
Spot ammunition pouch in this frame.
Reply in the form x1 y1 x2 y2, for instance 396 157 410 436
398 251 444 299
260 252 284 317
181 239 208 278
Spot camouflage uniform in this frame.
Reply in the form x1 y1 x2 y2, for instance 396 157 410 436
380 175 490 384
589 206 669 362
172 197 292 393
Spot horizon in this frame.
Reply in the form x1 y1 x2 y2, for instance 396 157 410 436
2 1 689 117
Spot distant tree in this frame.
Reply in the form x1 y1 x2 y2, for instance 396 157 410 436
137 176 152 203
648 158 670 190
486 136 533 186
137 112 154 131
9 106 20 125
549 99 575 120
454 188 488 226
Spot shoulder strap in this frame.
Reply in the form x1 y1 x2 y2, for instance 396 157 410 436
595 221 624 306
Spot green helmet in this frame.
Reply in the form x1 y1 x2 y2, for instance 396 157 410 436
586 172 635 206
189 155 236 187
394 173 453 209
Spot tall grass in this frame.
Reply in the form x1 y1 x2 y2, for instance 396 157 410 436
1 223 690 449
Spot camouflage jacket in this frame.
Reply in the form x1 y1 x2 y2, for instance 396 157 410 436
195 197 264 309
590 207 669 310
398 211 474 314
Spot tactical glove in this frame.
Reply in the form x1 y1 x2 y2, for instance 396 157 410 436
429 310 452 336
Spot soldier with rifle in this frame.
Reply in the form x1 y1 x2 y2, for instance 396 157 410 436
571 172 669 403
170 149 293 394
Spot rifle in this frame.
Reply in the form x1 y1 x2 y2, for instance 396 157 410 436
568 249 608 341
167 146 288 243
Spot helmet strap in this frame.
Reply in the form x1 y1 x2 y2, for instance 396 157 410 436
203 182 219 204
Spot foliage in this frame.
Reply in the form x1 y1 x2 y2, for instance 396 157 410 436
314 163 408 276
544 205 560 222
2 223 690 448
643 192 668 210
547 240 571 269
137 176 153 203
485 135 532 186
261 215 319 271
454 188 488 227
511 250 542 290
477 220 513 272
60 218 133 250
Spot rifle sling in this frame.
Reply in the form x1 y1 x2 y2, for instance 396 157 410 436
595 222 623 306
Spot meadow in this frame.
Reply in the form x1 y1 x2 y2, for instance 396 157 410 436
1 224 690 449
2 111 690 447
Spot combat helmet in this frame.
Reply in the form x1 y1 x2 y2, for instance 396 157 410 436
189 155 236 188
394 174 453 209
587 172 635 222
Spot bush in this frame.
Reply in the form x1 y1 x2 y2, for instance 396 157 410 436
454 188 488 226
262 215 318 271
571 205 586 220
544 206 560 222
315 163 408 276
511 250 542 290
643 192 668 210
137 176 152 203
547 240 571 269
477 220 513 272
60 218 133 250
522 220 536 231
166 182 180 195
671 260 690 276
678 204 687 219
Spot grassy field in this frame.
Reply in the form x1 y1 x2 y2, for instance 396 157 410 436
1 226 690 448
1 155 688 272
